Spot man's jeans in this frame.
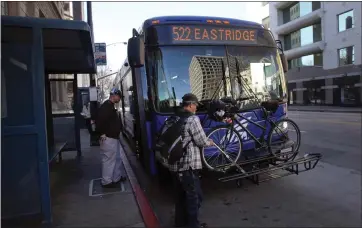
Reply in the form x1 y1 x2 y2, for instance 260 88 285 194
173 169 203 228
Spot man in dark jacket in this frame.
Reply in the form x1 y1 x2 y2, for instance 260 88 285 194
96 88 126 188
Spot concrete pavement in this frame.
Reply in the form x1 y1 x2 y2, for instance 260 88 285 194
49 130 154 228
122 111 361 227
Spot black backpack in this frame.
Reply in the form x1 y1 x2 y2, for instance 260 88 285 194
155 113 193 165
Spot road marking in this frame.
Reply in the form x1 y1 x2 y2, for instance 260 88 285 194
289 117 360 126
289 129 307 133
309 119 359 126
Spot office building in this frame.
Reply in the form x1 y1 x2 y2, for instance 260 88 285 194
189 55 229 100
265 2 361 106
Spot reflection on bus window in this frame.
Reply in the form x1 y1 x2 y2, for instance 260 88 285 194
147 46 286 113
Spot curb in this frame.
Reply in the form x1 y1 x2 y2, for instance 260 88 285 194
118 140 160 228
289 109 362 114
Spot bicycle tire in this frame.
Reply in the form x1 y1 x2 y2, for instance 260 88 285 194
202 126 243 172
267 118 301 162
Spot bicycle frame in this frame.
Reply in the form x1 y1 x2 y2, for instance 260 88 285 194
228 110 279 148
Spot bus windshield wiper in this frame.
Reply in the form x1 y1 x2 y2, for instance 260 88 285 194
209 59 227 101
234 57 262 105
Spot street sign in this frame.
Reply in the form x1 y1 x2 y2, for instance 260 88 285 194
94 43 107 66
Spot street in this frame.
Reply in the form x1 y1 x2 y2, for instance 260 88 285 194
289 111 361 172
124 110 361 228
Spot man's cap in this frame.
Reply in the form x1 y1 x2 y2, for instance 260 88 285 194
110 88 121 97
182 93 201 105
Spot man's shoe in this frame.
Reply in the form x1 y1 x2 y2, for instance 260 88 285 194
101 182 117 188
113 176 127 184
200 222 208 228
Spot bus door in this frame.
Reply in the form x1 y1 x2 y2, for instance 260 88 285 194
121 71 135 139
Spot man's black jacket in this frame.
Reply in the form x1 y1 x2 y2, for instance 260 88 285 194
96 100 121 139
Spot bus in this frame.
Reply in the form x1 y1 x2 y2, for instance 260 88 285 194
113 16 321 182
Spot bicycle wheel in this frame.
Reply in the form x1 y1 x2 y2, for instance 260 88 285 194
202 126 242 172
267 118 301 161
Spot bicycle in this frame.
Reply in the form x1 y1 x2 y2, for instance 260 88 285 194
201 99 301 172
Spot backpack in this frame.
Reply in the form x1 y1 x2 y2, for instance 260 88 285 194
155 113 193 165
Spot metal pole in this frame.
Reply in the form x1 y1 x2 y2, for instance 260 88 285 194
87 1 99 146
87 1 95 87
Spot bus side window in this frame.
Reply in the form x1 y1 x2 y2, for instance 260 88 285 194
140 66 149 112
129 85 135 115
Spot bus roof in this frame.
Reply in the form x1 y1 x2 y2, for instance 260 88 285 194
144 16 264 29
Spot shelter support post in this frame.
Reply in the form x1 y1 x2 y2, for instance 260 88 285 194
73 74 82 158
33 26 52 225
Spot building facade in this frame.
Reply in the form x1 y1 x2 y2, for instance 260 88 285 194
266 1 362 106
1 1 64 18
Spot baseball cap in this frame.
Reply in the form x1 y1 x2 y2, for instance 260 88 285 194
182 93 201 106
110 88 121 97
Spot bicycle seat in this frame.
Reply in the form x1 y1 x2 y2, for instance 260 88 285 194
261 100 279 113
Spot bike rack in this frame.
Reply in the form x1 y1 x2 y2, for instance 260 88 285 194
215 151 322 187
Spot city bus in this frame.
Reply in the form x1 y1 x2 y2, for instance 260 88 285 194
113 16 321 182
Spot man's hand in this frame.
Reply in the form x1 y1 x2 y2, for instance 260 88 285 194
223 117 232 124
208 139 214 146
100 134 107 143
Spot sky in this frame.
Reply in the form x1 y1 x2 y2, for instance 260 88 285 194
90 1 269 73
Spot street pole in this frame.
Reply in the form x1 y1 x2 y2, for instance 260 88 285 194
87 1 99 146
87 1 95 87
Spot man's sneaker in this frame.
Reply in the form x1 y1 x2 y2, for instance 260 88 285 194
101 182 117 188
113 176 127 184
200 222 208 228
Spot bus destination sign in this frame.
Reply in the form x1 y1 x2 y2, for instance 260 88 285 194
171 25 258 44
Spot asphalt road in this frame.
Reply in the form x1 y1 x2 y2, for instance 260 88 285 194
289 111 361 172
123 111 362 228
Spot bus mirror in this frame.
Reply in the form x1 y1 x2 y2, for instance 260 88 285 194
127 36 145 68
124 62 129 67
280 53 288 73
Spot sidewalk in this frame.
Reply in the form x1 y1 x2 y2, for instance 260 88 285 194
288 105 362 113
49 130 158 228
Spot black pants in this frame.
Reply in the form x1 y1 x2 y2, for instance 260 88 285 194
173 169 203 228
85 118 92 134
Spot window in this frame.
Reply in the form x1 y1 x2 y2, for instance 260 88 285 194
63 2 70 12
338 10 354 32
288 53 323 69
147 46 287 113
1 26 34 125
338 46 354 66
1 1 8 15
39 10 45 18
284 23 322 50
282 2 321 24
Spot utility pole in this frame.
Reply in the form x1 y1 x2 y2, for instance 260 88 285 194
87 1 99 146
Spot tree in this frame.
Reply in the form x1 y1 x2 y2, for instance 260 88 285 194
97 66 116 102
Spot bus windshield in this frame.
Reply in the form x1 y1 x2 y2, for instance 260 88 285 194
147 45 287 113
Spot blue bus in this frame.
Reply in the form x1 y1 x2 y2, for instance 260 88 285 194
114 16 320 182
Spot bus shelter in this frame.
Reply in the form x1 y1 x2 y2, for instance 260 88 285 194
1 16 96 226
